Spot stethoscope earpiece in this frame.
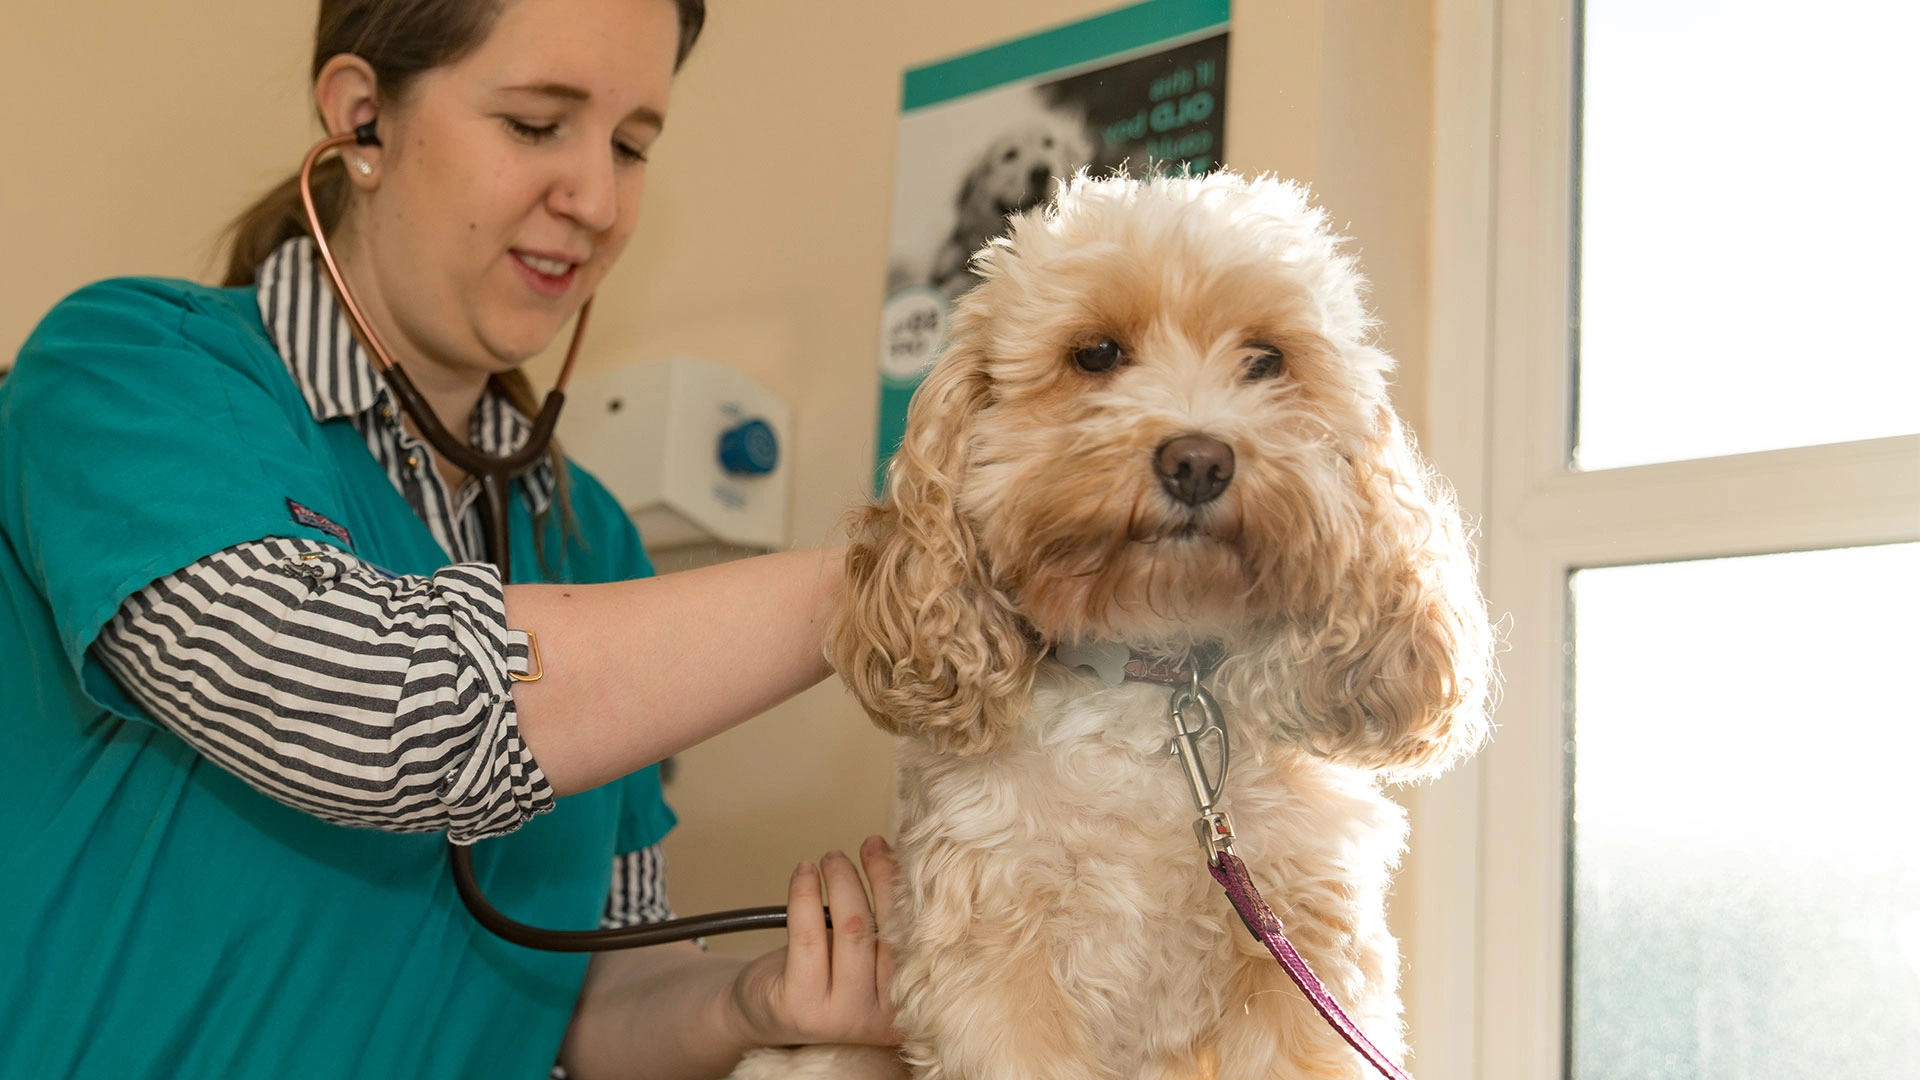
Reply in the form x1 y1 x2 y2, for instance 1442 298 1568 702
353 120 381 148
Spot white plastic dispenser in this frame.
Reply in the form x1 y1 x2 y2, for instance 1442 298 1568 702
555 356 791 550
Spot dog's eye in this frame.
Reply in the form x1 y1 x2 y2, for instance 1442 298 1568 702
1243 343 1285 380
1071 339 1126 373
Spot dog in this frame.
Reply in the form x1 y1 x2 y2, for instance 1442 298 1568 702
927 112 1095 302
740 171 1494 1079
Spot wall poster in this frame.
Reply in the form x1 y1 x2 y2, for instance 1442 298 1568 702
874 0 1232 489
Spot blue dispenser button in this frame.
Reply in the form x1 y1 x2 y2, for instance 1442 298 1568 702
718 418 779 476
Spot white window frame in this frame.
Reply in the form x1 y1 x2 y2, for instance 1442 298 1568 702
1402 2 1920 1077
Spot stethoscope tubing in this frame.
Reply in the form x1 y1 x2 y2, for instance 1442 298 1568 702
300 126 806 951
301 130 577 588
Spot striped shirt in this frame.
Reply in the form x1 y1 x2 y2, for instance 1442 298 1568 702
90 235 672 930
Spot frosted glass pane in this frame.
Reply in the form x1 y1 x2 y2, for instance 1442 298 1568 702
1569 545 1920 1078
1575 1 1920 470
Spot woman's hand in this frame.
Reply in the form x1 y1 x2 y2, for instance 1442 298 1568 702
727 835 901 1049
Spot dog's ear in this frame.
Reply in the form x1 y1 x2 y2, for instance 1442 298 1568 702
828 335 1042 755
1220 400 1495 781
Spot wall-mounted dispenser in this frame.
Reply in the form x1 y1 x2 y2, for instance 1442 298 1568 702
556 356 791 551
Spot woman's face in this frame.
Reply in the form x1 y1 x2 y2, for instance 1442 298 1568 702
354 0 679 377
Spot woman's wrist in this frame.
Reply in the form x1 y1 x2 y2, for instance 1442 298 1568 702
713 958 774 1056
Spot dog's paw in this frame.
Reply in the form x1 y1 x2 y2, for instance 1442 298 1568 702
727 1044 908 1080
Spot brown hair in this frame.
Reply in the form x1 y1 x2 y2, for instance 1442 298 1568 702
222 0 706 566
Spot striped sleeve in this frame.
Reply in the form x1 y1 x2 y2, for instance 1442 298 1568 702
89 536 555 843
601 845 677 928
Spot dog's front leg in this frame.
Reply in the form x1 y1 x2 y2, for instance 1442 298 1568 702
890 833 1107 1080
894 927 1102 1080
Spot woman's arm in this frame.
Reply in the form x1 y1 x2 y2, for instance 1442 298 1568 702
506 547 844 797
95 540 843 840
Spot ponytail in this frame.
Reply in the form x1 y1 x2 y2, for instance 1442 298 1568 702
221 157 348 288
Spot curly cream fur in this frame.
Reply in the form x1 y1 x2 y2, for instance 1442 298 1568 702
830 339 1045 755
762 172 1494 1079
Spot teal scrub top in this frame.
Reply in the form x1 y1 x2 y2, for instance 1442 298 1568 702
0 277 676 1079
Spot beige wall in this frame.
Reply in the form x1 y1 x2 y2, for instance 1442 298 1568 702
1 0 1440 984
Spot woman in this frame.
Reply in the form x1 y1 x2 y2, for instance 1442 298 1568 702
0 1 902 1077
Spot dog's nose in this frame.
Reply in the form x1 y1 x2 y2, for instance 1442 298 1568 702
1156 435 1235 506
1028 165 1053 194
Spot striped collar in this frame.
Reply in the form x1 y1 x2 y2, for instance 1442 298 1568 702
254 236 556 516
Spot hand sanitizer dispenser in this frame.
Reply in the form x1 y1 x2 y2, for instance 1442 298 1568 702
556 356 791 550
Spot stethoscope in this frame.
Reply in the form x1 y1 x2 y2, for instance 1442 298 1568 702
301 124 800 952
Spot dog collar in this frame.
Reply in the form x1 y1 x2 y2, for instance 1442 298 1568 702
1053 640 1223 687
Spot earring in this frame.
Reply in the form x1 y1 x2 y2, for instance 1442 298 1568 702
354 158 373 176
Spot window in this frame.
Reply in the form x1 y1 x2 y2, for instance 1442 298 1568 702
1407 1 1920 1077
1575 0 1920 471
1570 547 1920 1076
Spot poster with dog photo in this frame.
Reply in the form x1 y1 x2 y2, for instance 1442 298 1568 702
875 0 1231 488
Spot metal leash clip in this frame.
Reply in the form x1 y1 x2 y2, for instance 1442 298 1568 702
1168 669 1235 865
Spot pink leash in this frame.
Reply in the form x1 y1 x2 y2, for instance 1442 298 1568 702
1115 649 1411 1080
1208 852 1414 1080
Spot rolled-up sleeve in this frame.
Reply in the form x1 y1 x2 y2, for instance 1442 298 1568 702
91 535 554 842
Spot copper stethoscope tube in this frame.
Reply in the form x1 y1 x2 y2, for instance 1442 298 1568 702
297 126 795 951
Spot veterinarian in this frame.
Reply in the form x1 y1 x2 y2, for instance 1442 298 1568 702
0 2 904 1078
